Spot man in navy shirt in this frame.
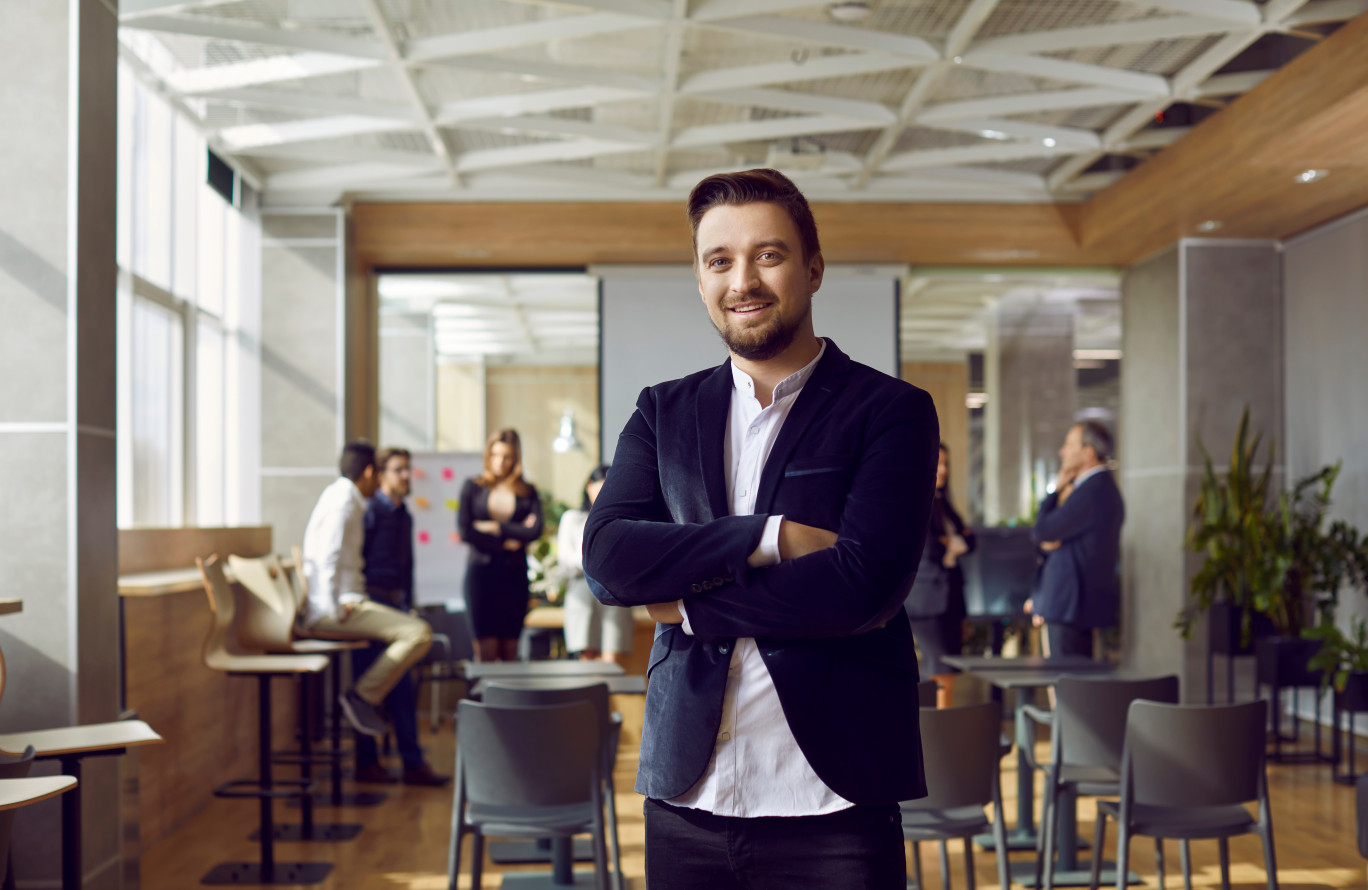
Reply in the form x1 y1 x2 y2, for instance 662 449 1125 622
355 447 448 786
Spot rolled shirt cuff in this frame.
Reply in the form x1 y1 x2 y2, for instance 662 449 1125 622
757 514 784 567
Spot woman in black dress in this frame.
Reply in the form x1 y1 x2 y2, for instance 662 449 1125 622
904 442 975 702
458 428 544 662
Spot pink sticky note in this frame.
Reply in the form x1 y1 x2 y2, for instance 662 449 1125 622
412 467 426 479
450 532 462 544
417 531 431 544
442 467 454 481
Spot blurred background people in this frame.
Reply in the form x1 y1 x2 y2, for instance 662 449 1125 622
458 429 544 662
558 465 634 663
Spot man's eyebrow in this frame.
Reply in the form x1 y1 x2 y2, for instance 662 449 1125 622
699 238 791 262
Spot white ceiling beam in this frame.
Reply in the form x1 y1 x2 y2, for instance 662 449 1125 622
1118 127 1191 150
883 141 1070 170
428 55 661 93
264 160 446 191
119 0 234 19
217 115 413 150
923 117 1102 149
892 165 1051 191
680 52 925 94
451 115 655 144
918 88 1149 123
691 0 835 21
235 143 439 166
652 0 689 187
494 163 655 192
689 87 895 123
1054 170 1125 193
435 86 649 124
967 16 1243 56
120 15 387 59
1283 0 1368 25
1194 69 1272 96
551 0 672 19
672 114 881 149
699 16 939 60
964 54 1171 96
1047 1 1310 191
666 151 864 189
407 13 652 62
454 140 646 173
1142 0 1262 24
854 0 1002 188
204 88 419 122
168 52 380 94
360 0 456 183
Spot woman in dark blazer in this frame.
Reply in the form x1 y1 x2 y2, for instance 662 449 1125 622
458 428 544 662
904 443 975 692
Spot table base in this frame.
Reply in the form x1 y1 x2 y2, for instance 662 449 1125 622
249 822 363 842
1008 858 1141 888
490 838 597 864
286 790 388 808
499 872 600 889
974 827 1088 853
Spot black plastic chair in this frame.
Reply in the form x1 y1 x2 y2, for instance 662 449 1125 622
1025 674 1180 890
1089 699 1277 890
482 680 624 890
918 679 940 708
901 701 1010 890
418 606 474 731
447 699 608 890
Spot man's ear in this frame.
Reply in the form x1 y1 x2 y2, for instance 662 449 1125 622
808 252 825 294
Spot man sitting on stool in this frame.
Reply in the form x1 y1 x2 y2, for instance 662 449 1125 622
300 441 432 739
353 446 448 786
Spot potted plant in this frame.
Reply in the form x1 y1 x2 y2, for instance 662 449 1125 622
1305 618 1368 782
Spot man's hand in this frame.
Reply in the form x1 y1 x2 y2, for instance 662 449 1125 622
646 600 684 624
503 539 521 551
1023 598 1032 615
942 534 969 568
339 602 357 622
774 519 839 563
1039 540 1061 553
522 513 538 528
473 519 500 535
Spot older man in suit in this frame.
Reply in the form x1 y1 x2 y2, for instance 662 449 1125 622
583 168 940 889
1027 421 1125 657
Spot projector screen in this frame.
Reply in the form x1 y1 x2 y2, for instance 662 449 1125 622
597 265 900 463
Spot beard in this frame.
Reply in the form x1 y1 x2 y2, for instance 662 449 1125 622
712 296 811 362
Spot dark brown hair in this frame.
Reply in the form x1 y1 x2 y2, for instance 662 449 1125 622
686 168 821 264
339 440 376 483
376 447 411 473
475 428 532 496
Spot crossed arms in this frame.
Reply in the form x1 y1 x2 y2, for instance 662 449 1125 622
583 385 939 641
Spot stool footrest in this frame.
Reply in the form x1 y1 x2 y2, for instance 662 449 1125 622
213 777 312 800
272 750 345 766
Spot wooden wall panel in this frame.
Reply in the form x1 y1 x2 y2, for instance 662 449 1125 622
119 527 272 575
483 365 600 507
902 362 969 499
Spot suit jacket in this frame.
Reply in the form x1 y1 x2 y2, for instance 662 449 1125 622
1030 470 1125 629
583 340 939 805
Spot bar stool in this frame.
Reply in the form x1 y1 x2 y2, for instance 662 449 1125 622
1 763 78 885
197 556 331 885
229 552 379 816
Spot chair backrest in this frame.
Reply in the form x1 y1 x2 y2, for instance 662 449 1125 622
227 553 298 652
1055 674 1180 769
903 701 1002 811
422 607 474 661
289 545 307 611
196 555 242 670
1124 699 1266 809
456 700 600 809
0 746 35 882
482 681 612 734
917 679 939 708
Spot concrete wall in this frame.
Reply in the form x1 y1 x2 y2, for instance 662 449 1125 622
1121 240 1283 700
0 1 122 885
378 311 434 451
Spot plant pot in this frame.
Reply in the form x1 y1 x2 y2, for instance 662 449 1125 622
1207 602 1276 656
1254 636 1324 689
1337 671 1368 713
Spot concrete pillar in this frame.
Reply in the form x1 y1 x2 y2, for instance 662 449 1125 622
1120 240 1283 700
983 296 1076 523
378 311 434 451
0 1 122 885
258 209 346 549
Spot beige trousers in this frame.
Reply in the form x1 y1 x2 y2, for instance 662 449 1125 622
304 601 432 705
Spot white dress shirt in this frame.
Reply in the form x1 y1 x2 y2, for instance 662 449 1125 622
300 476 369 627
1071 463 1108 490
671 340 853 818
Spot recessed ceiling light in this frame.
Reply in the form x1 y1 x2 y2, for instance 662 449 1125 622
1196 220 1223 233
1042 137 1057 148
952 55 963 64
980 129 1008 140
828 1 872 23
1295 168 1329 183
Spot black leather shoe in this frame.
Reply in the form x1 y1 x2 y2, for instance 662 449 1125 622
353 762 397 784
402 764 451 787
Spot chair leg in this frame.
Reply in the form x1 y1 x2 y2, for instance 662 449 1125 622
911 841 924 890
1259 825 1279 890
939 840 951 889
963 837 976 890
605 773 624 890
1035 781 1054 890
470 829 485 890
1179 839 1193 890
1042 783 1059 890
1115 826 1130 890
430 672 440 733
994 804 1010 890
1089 810 1107 890
1218 839 1232 890
1155 839 1166 890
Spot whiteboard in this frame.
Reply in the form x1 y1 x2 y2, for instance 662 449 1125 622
407 451 485 607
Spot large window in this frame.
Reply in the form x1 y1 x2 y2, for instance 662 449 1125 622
116 59 257 528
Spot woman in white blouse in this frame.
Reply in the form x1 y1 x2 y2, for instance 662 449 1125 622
558 465 634 663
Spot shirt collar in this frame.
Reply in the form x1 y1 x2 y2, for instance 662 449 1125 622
340 477 367 508
371 490 405 511
1073 464 1108 488
730 339 827 404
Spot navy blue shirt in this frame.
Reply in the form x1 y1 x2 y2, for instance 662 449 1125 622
363 491 414 608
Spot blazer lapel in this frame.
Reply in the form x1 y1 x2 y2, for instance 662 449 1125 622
695 359 733 521
754 341 851 512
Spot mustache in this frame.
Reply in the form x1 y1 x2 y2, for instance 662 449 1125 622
721 291 776 310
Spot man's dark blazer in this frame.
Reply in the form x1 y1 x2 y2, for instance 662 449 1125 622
583 339 939 806
1030 469 1125 629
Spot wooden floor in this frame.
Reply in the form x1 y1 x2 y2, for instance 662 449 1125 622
141 694 1366 890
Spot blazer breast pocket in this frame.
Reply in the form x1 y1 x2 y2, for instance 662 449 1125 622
776 453 855 525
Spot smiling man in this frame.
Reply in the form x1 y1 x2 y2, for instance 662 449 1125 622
583 169 941 889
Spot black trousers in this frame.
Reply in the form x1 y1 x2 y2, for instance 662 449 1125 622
644 798 906 890
1045 622 1093 658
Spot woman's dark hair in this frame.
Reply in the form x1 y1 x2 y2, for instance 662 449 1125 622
582 464 610 511
475 428 532 496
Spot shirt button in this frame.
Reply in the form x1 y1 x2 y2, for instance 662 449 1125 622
719 732 731 741
691 584 702 593
749 426 759 435
718 644 730 655
712 577 724 586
